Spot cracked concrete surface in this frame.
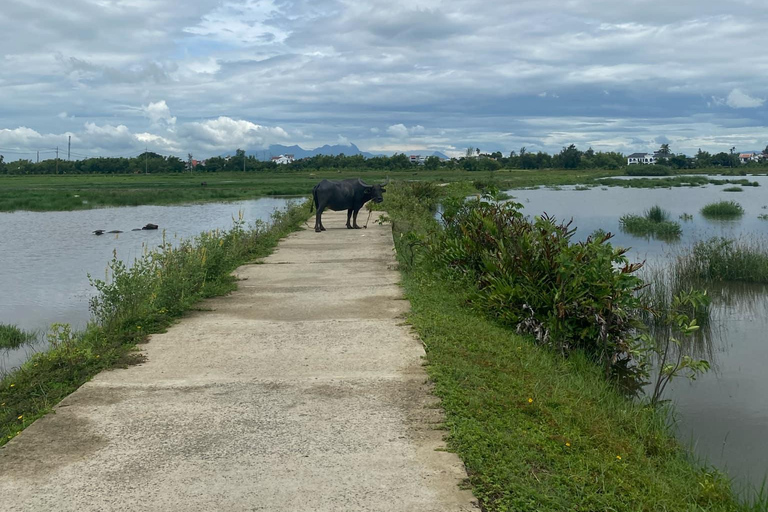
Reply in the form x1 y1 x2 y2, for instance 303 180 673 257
0 211 477 512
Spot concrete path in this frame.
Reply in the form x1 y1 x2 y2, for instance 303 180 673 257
0 211 476 512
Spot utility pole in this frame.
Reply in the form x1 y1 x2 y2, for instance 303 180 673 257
68 135 71 161
56 146 59 174
145 146 148 174
243 150 246 172
36 151 39 163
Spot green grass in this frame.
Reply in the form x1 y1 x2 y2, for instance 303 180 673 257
620 206 682 241
0 169 622 212
0 324 36 350
598 176 761 189
0 201 310 443
401 267 759 511
675 238 768 284
701 201 745 219
384 183 764 511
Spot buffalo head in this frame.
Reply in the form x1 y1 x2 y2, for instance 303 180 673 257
359 178 388 204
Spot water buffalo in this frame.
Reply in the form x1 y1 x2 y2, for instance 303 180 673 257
311 178 388 232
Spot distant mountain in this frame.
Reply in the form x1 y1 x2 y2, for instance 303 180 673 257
247 143 378 160
246 144 451 161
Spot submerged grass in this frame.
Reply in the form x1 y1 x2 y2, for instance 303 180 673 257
701 200 745 218
0 200 311 443
0 324 36 350
620 205 682 241
385 183 763 511
675 238 768 284
599 176 761 189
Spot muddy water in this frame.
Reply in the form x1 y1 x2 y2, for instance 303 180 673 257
0 198 300 372
509 177 768 493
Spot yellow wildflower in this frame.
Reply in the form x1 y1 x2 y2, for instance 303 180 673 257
616 455 622 460
565 442 571 447
9 384 14 388
17 415 23 420
527 398 533 403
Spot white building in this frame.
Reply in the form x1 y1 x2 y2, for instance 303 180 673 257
739 152 760 164
626 153 657 165
271 154 295 165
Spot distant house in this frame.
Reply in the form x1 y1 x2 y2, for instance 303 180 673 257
271 154 295 165
627 153 657 165
409 155 426 165
739 152 760 164
187 159 205 170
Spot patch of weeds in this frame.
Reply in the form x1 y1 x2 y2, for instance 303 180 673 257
620 206 682 241
701 200 745 219
0 324 36 350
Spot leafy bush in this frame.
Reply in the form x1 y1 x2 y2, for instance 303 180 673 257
431 196 647 383
701 200 744 218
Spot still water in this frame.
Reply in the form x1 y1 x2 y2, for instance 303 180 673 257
510 176 768 493
0 198 299 372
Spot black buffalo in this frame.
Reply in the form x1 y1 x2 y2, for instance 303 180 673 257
311 178 388 232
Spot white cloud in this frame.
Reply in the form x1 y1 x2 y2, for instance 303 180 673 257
2 0 768 158
726 88 764 108
142 100 177 128
386 124 425 138
180 116 289 150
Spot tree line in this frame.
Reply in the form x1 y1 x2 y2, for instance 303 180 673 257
2 144 767 175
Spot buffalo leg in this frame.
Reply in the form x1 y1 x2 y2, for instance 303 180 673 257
314 206 326 232
346 209 354 229
352 208 362 229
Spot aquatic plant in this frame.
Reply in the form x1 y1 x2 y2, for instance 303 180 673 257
679 213 694 221
675 238 768 284
701 200 745 218
619 206 682 241
723 187 744 192
0 324 36 350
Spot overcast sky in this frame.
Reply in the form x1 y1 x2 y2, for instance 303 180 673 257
1 0 767 160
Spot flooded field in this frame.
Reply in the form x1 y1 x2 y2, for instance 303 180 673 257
0 197 299 372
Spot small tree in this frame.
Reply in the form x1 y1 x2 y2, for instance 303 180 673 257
646 289 711 406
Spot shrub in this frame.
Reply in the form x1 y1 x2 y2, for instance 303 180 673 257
432 197 646 382
723 187 743 192
701 201 744 218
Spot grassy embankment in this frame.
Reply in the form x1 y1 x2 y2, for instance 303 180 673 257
382 183 765 511
0 201 310 444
